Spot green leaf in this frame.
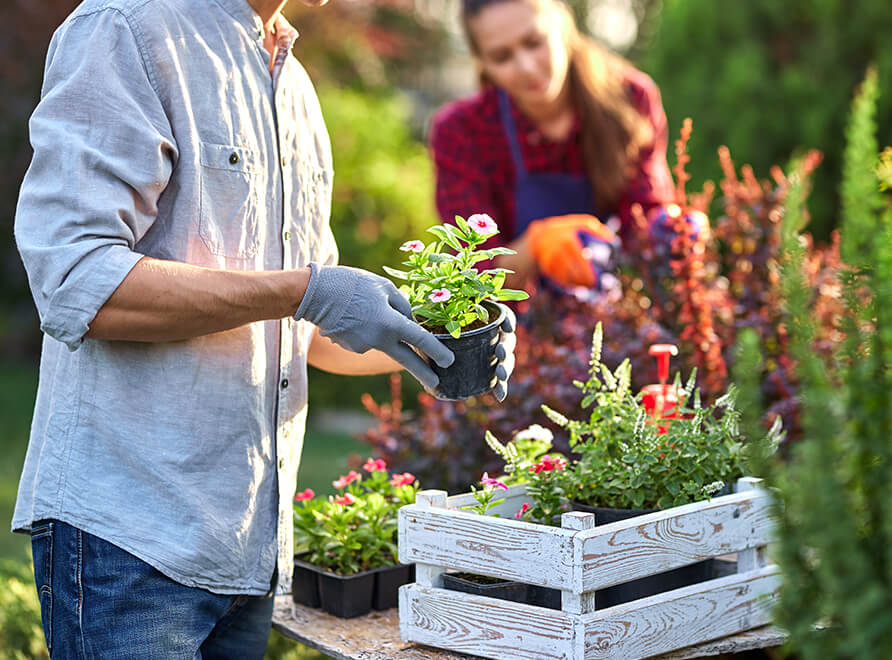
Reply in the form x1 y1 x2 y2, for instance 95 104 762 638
427 225 463 251
491 288 530 301
445 320 461 338
382 266 409 280
428 253 457 263
473 304 490 323
455 215 471 234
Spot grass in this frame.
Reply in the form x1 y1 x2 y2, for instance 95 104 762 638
0 359 373 659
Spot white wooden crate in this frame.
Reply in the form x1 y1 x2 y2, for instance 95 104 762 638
398 478 778 660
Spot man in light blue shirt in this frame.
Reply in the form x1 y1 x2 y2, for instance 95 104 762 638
12 0 513 656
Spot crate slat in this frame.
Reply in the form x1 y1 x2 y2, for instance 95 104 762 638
400 584 575 660
581 566 780 659
399 505 576 589
399 566 779 660
579 491 774 591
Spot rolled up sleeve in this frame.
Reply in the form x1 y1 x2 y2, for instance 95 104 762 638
14 8 177 350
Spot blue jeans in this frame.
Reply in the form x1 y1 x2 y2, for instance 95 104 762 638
30 520 274 659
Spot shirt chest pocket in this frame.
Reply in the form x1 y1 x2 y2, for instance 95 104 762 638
198 142 264 260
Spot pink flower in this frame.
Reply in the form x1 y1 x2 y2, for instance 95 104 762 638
332 493 357 506
390 472 416 488
467 213 498 236
293 488 315 502
481 472 508 491
529 455 567 474
429 288 452 303
332 470 361 489
515 502 531 519
363 458 387 472
400 240 425 253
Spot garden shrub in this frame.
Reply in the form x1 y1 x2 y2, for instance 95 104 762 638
737 68 892 659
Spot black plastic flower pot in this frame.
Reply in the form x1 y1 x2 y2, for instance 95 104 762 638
525 583 562 610
291 554 321 609
428 302 507 401
316 567 376 619
371 563 414 610
570 502 715 609
441 572 529 605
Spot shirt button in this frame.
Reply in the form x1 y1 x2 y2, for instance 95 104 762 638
280 379 289 389
229 152 239 165
281 156 288 167
278 458 284 470
283 230 291 241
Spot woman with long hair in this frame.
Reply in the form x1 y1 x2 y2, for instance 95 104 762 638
431 0 675 293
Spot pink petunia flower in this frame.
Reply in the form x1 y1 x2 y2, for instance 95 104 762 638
293 488 315 502
332 470 362 489
363 458 387 472
529 455 567 474
467 213 498 236
515 502 531 519
400 240 425 253
332 493 357 506
429 288 452 303
390 472 416 488
481 472 508 491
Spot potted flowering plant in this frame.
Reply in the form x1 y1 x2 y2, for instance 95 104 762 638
292 458 418 617
384 213 528 399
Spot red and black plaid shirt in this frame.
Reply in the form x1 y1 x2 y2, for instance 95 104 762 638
429 67 674 246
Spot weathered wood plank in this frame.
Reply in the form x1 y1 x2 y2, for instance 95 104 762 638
399 506 576 589
579 491 774 591
582 566 781 659
400 584 575 660
272 595 786 659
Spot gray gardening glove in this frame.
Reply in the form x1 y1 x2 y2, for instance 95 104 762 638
492 306 516 402
295 263 454 390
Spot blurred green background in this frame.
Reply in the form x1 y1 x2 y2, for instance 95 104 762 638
1 0 889 656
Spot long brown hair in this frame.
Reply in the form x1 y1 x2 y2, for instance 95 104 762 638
461 0 653 209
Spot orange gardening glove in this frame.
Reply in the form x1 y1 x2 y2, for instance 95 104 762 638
526 214 617 289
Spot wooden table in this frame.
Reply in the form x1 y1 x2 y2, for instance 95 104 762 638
272 596 787 660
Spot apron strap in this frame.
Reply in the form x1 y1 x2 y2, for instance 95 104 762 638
497 89 527 177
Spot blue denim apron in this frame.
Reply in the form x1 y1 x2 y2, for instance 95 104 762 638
497 90 597 238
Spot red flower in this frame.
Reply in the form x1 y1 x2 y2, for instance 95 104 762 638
293 488 315 502
363 457 387 472
390 472 416 488
515 502 531 519
529 455 567 474
332 493 357 506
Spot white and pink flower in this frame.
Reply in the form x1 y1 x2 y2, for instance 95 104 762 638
399 240 425 253
467 213 498 236
429 288 452 303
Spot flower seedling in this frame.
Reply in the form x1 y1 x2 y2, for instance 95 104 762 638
384 214 529 338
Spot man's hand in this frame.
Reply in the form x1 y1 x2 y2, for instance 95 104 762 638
526 214 618 289
295 263 454 390
492 306 516 402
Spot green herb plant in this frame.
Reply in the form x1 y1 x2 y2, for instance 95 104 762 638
543 322 753 510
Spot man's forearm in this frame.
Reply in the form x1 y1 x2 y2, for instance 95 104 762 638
86 257 311 342
307 329 402 375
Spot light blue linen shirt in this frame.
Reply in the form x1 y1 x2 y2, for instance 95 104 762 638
12 0 337 596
